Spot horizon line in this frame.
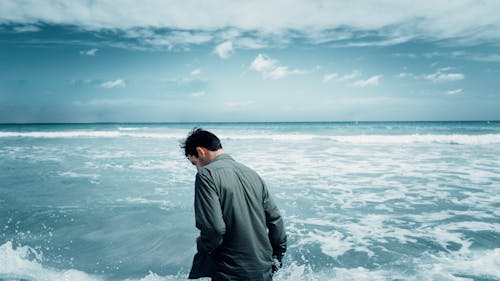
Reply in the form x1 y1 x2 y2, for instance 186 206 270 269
1 120 499 125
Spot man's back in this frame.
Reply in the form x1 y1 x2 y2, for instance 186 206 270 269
192 154 286 281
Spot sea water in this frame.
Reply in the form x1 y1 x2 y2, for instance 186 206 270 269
0 122 499 281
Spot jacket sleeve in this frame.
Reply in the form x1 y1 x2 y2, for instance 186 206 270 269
262 183 287 258
194 171 226 254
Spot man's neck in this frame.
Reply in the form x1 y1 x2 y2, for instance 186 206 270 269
206 149 224 163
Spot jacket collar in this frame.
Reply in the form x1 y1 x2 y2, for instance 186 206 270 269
212 153 233 163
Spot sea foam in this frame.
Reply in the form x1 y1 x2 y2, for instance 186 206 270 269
1 131 500 144
0 241 99 281
2 122 499 281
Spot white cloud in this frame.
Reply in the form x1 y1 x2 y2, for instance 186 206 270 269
396 68 465 83
190 68 201 76
13 25 40 32
80 48 98 56
323 73 339 83
225 100 254 108
191 91 206 97
337 36 415 47
352 75 382 87
123 29 213 50
100 79 126 89
338 70 361 81
396 72 414 78
75 98 137 106
323 70 361 83
250 54 278 72
437 66 454 72
2 1 500 46
424 69 464 83
250 54 307 80
391 53 417 59
447 89 463 95
234 37 267 49
468 53 500 62
214 41 233 59
424 51 500 62
264 66 291 80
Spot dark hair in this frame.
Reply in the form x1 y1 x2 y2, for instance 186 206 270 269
181 127 222 157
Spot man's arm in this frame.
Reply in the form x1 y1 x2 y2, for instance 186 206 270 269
194 172 226 254
262 184 287 260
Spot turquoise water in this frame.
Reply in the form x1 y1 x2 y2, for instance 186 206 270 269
1 122 499 281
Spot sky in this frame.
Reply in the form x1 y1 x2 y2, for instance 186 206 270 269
1 0 499 122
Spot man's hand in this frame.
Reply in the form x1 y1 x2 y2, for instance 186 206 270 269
272 255 283 274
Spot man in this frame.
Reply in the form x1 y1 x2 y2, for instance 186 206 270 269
182 128 287 281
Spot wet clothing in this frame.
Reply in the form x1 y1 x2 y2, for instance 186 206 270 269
188 154 287 281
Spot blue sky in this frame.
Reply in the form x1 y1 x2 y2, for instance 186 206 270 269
1 0 499 122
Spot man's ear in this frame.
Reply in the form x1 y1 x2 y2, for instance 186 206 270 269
195 147 205 158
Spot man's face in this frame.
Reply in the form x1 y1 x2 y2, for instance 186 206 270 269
187 154 206 170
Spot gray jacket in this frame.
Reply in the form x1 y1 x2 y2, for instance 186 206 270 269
188 154 287 281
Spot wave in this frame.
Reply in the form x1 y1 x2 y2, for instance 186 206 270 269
1 130 500 144
0 241 183 281
0 131 123 138
117 127 140 131
58 171 100 179
116 197 172 209
0 241 99 281
1 241 498 281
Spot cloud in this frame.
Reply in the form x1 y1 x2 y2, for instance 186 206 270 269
396 68 465 83
337 36 415 47
142 30 213 49
234 37 267 49
468 53 500 62
424 51 500 63
391 53 418 59
250 54 278 72
190 68 201 76
2 1 500 47
13 25 41 32
73 98 146 106
338 70 361 81
120 28 213 50
214 41 233 59
264 66 296 80
250 54 307 80
323 73 339 83
447 89 463 95
323 70 361 83
225 100 254 108
80 48 98 56
100 79 126 89
191 91 206 97
424 68 464 83
396 72 415 78
352 75 382 87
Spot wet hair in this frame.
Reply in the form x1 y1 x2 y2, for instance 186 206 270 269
181 127 222 157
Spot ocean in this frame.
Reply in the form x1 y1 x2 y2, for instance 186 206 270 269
0 122 499 281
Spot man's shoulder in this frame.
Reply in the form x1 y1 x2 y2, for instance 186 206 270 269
197 154 232 176
201 154 259 177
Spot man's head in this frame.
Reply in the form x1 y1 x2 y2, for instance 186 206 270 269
181 128 223 170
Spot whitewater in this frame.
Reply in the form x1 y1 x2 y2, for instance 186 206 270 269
0 122 499 281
